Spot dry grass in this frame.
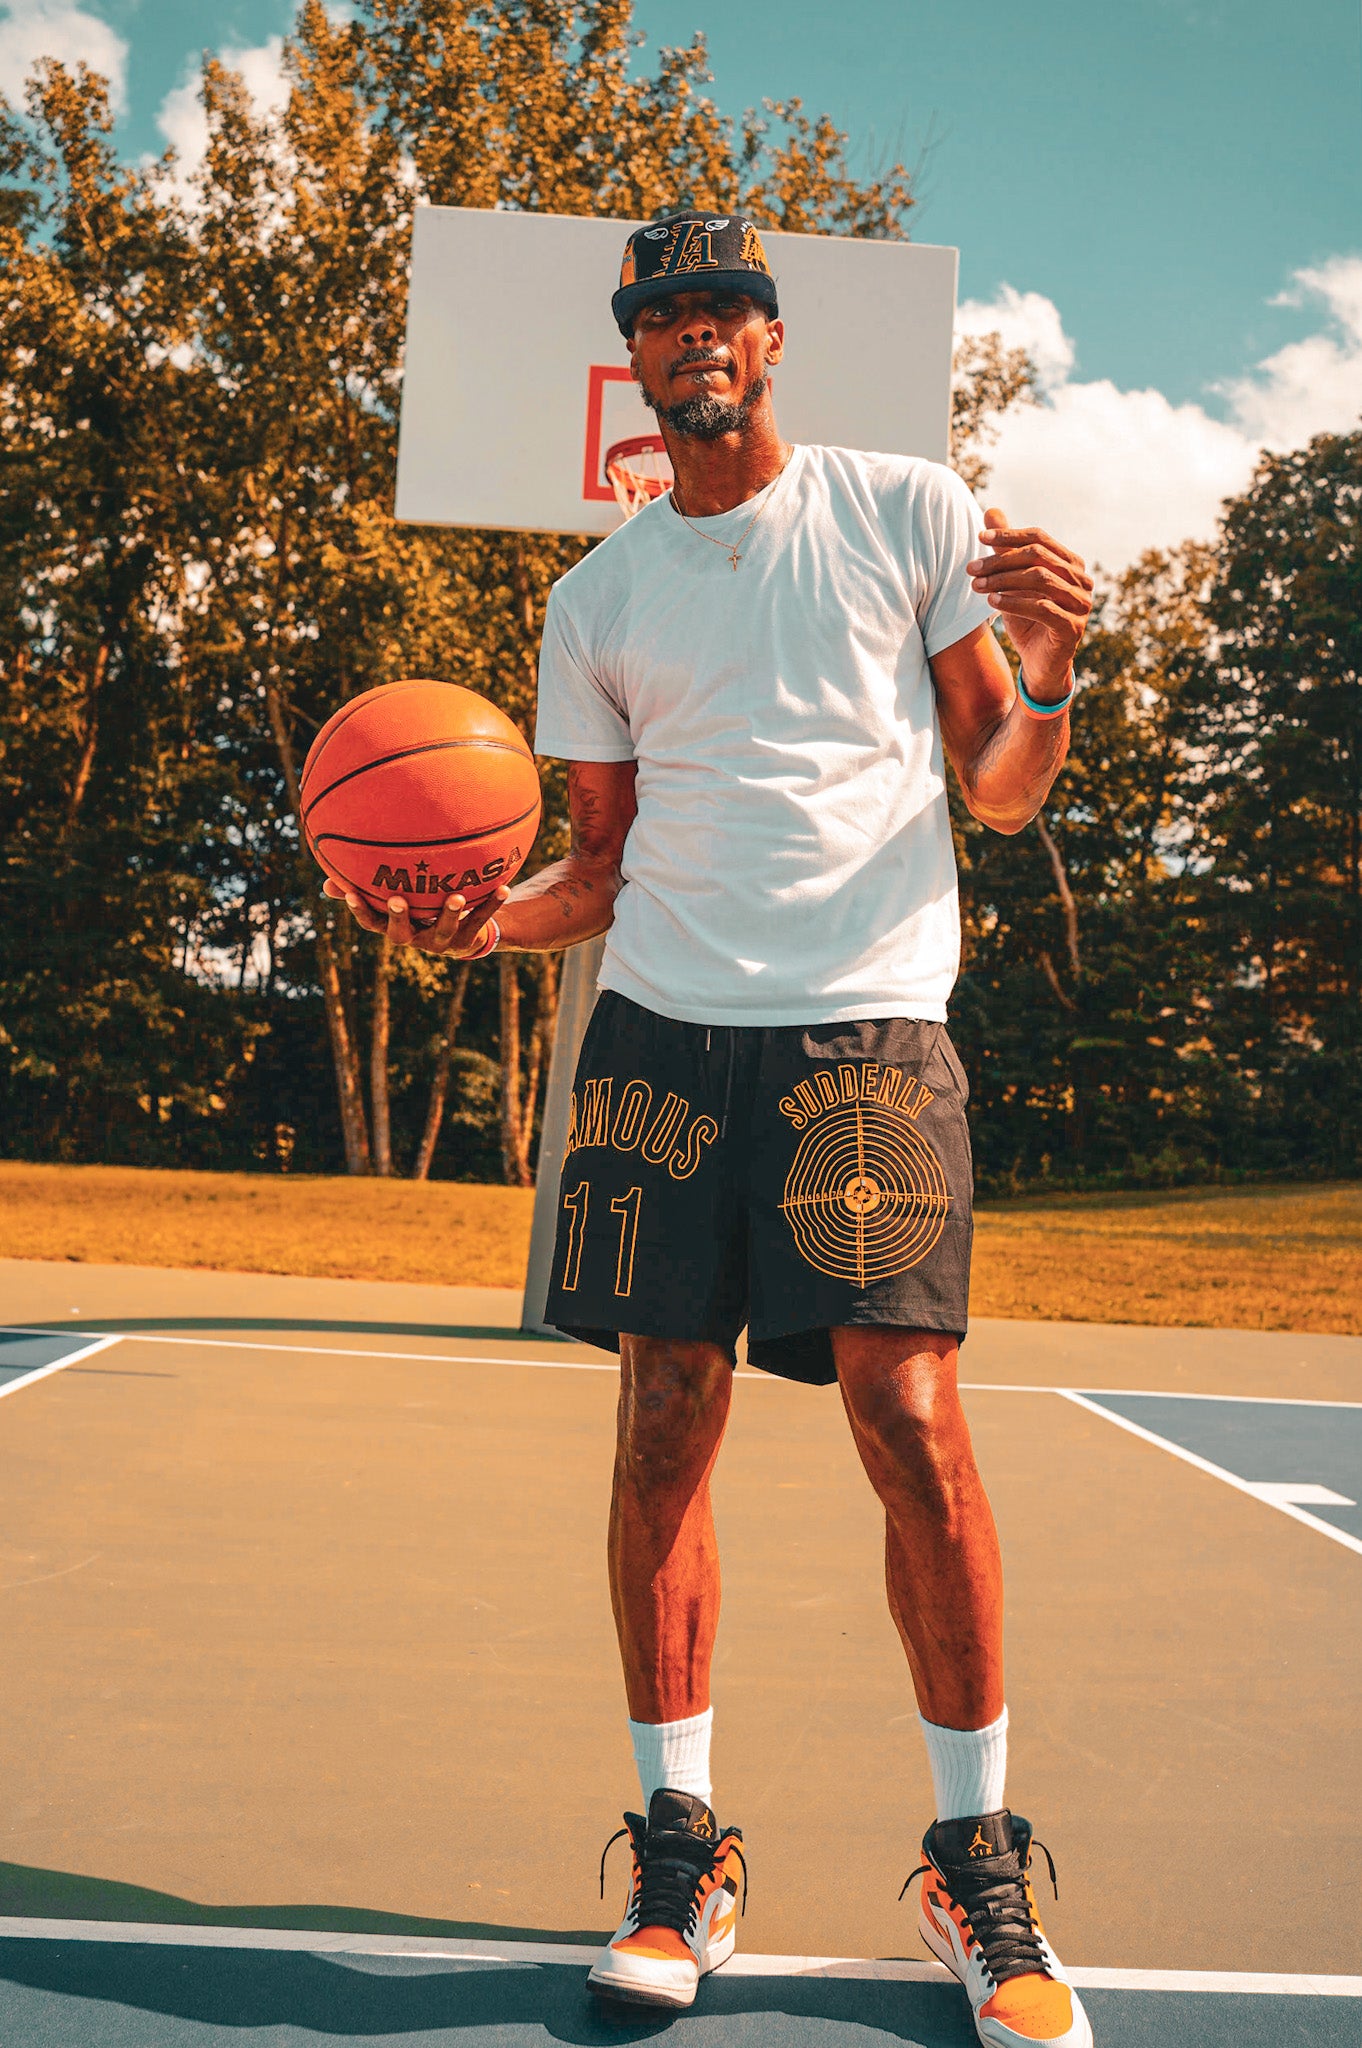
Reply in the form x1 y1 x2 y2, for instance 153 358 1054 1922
973 1181 1362 1334
0 1162 536 1292
1 1162 1358 1333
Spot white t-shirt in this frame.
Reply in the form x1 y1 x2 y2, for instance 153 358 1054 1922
533 443 992 1027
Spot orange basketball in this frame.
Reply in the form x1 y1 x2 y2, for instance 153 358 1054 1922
300 679 540 928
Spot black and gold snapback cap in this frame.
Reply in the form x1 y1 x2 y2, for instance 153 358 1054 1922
612 211 778 336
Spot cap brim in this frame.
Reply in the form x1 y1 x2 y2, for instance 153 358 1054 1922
612 271 779 337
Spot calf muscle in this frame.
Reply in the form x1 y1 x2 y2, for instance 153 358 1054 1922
609 1335 733 1722
833 1327 1005 1729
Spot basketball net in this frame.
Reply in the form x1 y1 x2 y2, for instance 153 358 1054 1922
605 434 673 519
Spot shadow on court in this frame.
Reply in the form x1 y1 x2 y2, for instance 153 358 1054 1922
0 1940 1345 2048
0 1861 608 1946
0 1938 982 2046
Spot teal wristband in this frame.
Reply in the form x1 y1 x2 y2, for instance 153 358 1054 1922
1016 667 1076 719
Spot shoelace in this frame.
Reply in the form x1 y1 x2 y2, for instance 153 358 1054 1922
900 1838 1059 1986
599 1821 748 1935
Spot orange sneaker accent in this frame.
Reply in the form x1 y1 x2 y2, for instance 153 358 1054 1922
614 1927 692 1962
708 1902 737 1944
979 1973 1074 2038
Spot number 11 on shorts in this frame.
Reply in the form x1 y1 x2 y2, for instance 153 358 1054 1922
610 1187 642 1297
558 1180 642 1296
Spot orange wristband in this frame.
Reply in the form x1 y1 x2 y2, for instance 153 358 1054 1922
469 916 501 959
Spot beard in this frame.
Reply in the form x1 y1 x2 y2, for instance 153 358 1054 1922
638 365 769 441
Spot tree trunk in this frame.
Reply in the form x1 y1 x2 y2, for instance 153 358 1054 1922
263 674 371 1173
412 960 471 1181
497 952 559 1188
1035 814 1082 983
317 909 372 1175
370 933 393 1176
255 465 370 1173
64 640 108 831
522 952 558 1180
499 954 532 1187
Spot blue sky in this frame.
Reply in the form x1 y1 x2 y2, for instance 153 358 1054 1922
635 0 1362 414
3 0 1360 566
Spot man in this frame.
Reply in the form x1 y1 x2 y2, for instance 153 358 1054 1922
330 210 1095 2048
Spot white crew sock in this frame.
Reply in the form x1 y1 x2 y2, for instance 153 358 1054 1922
918 1705 1009 1822
629 1707 713 1809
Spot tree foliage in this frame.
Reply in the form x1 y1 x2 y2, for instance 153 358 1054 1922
0 0 950 1180
1 3 1353 1189
952 436 1362 1190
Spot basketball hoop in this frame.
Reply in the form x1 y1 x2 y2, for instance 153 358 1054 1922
605 434 673 519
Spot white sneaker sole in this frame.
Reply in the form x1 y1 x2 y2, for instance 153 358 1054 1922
587 1925 736 2010
919 1910 1094 2048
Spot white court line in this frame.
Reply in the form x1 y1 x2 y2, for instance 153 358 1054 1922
1 1326 775 1380
0 1337 1148 1390
4 1329 1359 1408
0 1333 122 1400
965 1383 1362 1410
0 1918 1357 1995
2 1328 617 1374
1059 1389 1362 1558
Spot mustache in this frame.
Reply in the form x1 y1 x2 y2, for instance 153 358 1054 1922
668 348 733 377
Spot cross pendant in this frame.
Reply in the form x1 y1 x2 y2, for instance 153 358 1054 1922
728 550 740 570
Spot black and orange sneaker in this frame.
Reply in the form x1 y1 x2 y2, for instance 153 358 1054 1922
902 1810 1092 2047
588 1788 746 2009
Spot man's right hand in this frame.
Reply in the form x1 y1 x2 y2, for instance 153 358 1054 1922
322 876 511 957
320 758 639 958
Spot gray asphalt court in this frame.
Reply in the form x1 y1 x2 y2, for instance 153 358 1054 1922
0 1933 1358 2048
2 1266 1359 2046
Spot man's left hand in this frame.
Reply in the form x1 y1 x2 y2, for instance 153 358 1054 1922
967 507 1094 700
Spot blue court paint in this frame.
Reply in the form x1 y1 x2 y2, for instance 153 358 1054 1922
1078 1394 1362 1544
0 1941 1357 2047
0 1331 124 1397
1 1333 96 1391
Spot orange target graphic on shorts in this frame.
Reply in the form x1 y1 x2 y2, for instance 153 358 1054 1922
780 1099 951 1284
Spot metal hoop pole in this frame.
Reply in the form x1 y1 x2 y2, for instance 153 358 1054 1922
520 935 606 1333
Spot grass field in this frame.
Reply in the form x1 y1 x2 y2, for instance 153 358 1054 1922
0 1162 1358 1334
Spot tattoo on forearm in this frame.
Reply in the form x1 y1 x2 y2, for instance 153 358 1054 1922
547 874 588 920
568 764 605 855
968 704 1069 825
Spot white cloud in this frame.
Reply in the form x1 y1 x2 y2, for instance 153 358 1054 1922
155 35 289 178
956 258 1362 574
0 0 128 114
957 284 1074 395
1220 257 1362 451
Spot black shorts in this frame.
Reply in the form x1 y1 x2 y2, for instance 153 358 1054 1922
544 992 974 1386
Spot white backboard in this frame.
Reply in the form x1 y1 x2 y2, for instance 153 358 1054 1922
395 207 959 537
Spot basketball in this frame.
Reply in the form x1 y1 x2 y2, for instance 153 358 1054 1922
300 679 540 927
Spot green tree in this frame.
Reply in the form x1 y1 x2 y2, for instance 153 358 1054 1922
1195 428 1362 1174
0 62 267 1162
0 0 1046 1184
951 543 1226 1186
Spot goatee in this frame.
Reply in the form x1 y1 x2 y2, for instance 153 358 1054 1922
641 374 769 442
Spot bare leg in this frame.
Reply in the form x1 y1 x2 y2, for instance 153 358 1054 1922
832 1327 1004 1729
609 1335 734 1722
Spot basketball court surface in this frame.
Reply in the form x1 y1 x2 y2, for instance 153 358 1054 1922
3 1255 1359 2046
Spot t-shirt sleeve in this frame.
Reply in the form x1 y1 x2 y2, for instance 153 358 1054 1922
533 584 636 762
911 464 995 658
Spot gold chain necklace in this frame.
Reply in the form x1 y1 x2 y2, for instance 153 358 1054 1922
670 452 793 571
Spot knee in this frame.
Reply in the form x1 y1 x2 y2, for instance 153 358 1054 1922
616 1338 730 1496
839 1354 973 1500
